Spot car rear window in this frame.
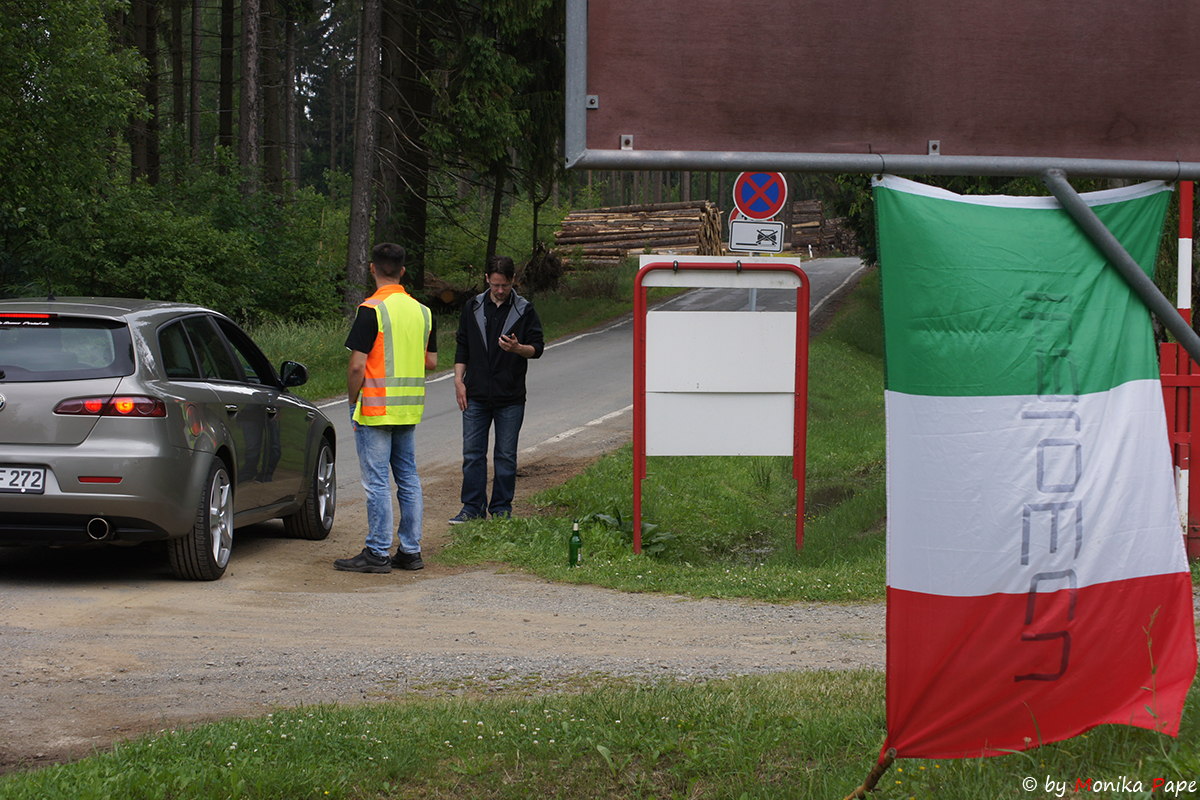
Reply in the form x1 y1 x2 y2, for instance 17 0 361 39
0 315 135 382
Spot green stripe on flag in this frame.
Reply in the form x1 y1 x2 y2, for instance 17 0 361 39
875 178 1171 398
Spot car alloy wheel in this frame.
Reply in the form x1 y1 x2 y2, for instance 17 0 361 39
207 465 233 568
283 438 336 541
314 443 336 531
168 457 234 580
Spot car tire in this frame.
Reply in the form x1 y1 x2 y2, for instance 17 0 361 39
283 437 335 540
168 456 234 580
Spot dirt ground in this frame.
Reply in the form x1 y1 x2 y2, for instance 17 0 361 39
0 441 887 776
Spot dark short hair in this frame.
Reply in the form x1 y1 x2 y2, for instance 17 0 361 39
485 255 515 281
372 243 406 278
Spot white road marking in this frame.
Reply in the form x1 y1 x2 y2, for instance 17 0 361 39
521 405 633 454
810 265 868 317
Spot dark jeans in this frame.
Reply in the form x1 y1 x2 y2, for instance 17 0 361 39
460 402 525 517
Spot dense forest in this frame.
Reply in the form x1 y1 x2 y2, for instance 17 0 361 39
3 0 820 321
1 0 584 319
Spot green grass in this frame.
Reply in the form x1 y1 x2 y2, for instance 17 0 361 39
246 317 351 402
437 270 888 603
4 672 1197 798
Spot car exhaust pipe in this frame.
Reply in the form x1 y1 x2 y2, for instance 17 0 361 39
86 518 112 541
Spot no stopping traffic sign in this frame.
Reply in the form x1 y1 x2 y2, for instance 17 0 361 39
732 172 788 220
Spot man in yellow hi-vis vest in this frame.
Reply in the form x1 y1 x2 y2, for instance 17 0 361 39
335 243 437 573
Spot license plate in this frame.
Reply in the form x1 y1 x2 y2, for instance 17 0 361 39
0 467 46 494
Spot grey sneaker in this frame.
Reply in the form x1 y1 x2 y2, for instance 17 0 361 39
334 548 392 573
391 551 424 570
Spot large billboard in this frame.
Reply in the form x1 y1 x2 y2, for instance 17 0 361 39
567 0 1200 178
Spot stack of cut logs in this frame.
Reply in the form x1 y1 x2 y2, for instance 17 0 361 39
553 200 724 269
791 199 858 255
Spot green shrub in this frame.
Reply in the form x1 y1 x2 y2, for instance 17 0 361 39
41 175 346 322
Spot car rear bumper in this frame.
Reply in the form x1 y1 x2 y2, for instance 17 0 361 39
0 441 210 545
0 512 171 544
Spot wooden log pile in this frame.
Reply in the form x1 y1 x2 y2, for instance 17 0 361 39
422 244 566 315
423 273 479 313
554 200 724 269
789 199 859 256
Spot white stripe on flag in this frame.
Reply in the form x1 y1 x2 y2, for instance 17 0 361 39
886 379 1185 596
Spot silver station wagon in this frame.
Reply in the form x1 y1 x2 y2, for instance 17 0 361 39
0 298 336 580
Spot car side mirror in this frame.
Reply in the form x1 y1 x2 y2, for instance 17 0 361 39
280 360 309 388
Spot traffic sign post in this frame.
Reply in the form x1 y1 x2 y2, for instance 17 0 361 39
633 256 811 552
732 172 789 220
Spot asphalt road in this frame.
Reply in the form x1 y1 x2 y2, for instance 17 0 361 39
322 256 869 496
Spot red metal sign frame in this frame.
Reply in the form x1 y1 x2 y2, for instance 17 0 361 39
633 260 811 553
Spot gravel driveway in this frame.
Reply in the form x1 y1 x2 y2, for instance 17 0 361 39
0 448 886 775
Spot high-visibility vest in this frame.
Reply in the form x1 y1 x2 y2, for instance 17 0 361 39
354 284 431 426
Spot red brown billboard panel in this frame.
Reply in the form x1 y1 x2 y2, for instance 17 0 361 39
568 0 1200 173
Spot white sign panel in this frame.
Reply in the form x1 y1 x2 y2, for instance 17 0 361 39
645 311 796 456
639 256 803 457
633 255 811 549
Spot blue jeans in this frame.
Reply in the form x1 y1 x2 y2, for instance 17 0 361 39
461 402 525 517
354 421 422 558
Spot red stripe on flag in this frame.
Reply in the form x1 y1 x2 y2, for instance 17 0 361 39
884 572 1196 759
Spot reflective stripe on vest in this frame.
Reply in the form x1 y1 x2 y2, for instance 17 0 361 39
354 286 431 425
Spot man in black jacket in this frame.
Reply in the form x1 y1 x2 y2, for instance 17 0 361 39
451 255 544 523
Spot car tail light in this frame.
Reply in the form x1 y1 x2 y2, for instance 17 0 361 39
55 396 167 417
0 313 54 320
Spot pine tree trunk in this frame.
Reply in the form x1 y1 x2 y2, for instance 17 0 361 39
284 15 298 187
170 0 185 163
239 0 262 194
129 0 161 185
486 158 507 265
328 71 338 179
218 0 235 161
345 0 382 313
190 0 202 163
261 0 284 196
374 0 403 253
147 0 161 184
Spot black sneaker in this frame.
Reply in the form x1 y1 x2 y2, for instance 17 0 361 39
392 550 424 570
448 510 484 525
334 548 392 573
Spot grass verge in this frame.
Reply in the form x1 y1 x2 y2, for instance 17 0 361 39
3 672 1196 798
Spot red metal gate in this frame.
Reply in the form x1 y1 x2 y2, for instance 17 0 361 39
1161 342 1200 559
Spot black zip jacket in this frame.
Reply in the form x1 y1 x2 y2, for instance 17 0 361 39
454 290 544 406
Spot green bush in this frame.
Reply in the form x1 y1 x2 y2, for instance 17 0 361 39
39 173 346 323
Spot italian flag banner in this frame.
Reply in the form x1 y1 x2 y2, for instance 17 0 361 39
875 175 1197 759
